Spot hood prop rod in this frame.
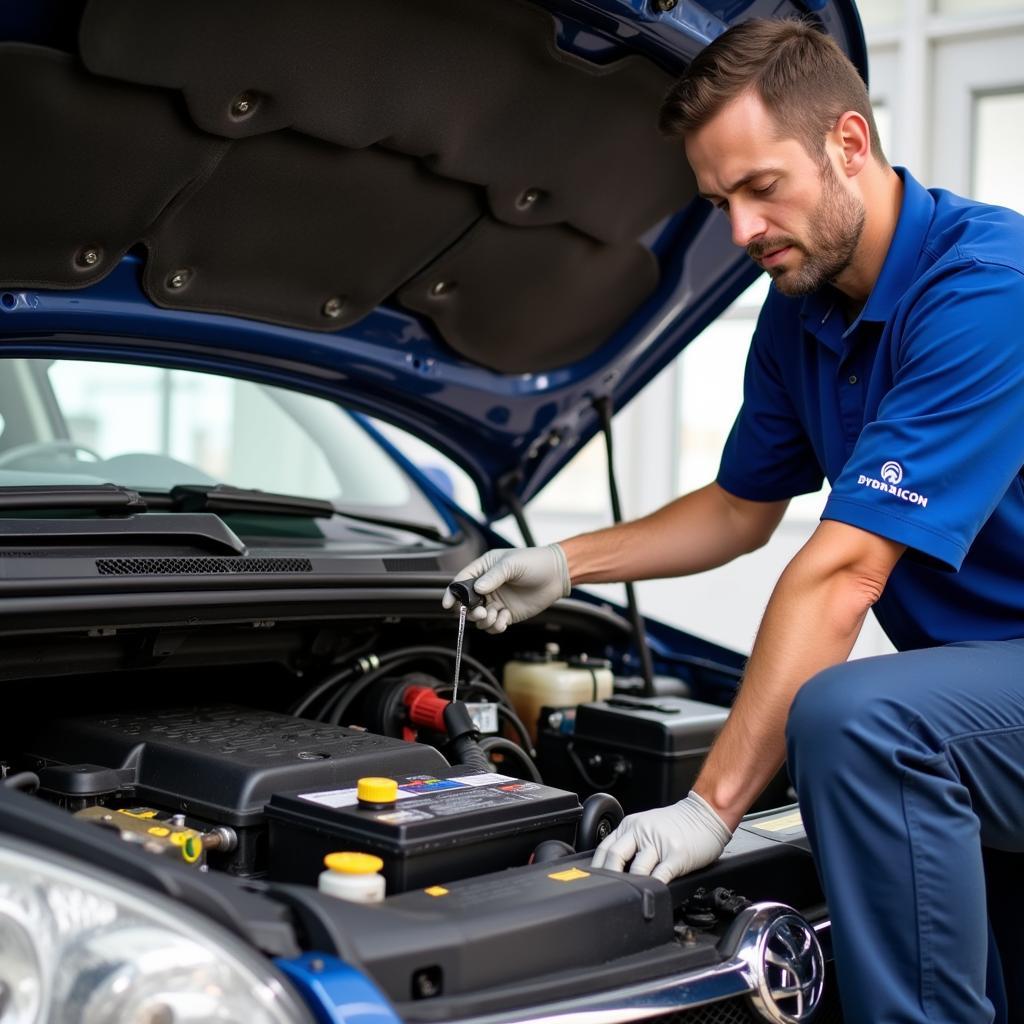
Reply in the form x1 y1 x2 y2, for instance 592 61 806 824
594 396 656 698
498 474 537 548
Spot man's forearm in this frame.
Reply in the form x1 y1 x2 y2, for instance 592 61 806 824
561 483 787 585
693 521 904 829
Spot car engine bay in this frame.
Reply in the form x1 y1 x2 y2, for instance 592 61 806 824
0 597 837 1020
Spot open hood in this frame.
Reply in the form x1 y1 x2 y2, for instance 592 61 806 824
0 0 866 518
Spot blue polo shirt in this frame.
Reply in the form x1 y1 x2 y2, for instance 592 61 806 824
717 168 1024 651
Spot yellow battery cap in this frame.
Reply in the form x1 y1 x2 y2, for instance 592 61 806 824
324 852 384 875
357 777 398 804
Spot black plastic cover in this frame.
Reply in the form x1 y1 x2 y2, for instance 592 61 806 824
270 854 685 1014
575 695 729 755
23 705 450 827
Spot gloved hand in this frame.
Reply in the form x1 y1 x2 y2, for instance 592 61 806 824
441 544 571 634
591 791 732 883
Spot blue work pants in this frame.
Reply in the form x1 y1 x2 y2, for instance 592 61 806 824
785 639 1024 1023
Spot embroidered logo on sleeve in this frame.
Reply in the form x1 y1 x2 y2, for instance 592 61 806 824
857 461 929 508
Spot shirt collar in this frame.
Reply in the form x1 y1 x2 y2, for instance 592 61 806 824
799 166 935 345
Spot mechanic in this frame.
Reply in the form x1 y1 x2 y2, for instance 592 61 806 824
444 17 1024 1024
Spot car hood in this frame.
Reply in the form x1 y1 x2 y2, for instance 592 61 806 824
0 0 865 518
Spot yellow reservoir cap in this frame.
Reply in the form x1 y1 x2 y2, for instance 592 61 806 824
357 777 398 804
324 851 384 875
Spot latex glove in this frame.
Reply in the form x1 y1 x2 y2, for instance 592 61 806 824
591 791 732 884
441 544 571 634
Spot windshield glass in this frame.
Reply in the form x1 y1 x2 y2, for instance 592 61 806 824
0 358 449 534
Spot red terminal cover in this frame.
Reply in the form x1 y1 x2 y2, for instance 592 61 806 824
403 685 449 734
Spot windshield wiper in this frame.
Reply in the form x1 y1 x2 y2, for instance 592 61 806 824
0 484 147 513
163 485 445 540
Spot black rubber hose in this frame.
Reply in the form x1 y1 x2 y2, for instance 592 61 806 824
497 706 537 759
290 659 372 718
2 772 40 793
437 677 535 755
479 735 543 783
443 702 491 774
595 396 656 697
325 645 502 726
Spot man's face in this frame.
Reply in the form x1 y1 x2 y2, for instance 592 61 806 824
684 91 865 297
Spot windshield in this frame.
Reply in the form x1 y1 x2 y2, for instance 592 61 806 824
0 358 450 534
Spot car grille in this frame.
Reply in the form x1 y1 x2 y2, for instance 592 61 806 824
95 556 313 575
647 965 843 1023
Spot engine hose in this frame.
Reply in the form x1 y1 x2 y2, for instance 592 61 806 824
566 741 627 791
497 706 537 758
290 656 377 718
324 645 502 726
479 736 543 783
2 772 40 793
443 702 491 774
438 676 514 711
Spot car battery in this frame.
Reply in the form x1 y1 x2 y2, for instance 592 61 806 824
265 771 581 893
537 695 729 813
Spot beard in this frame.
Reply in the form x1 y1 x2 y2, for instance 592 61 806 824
747 161 865 297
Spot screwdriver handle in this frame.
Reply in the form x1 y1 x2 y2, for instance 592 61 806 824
447 577 484 611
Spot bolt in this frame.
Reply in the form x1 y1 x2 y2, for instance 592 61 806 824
413 970 441 999
430 280 455 297
77 247 101 268
322 296 346 319
167 270 191 290
516 188 541 210
231 92 255 117
652 0 677 10
310 958 325 973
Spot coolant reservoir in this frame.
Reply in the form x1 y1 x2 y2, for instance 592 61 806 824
503 644 613 741
318 851 387 903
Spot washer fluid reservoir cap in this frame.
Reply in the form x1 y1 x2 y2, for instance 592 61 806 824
324 851 385 875
357 776 399 805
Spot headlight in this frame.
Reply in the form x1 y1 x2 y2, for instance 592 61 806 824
0 839 313 1024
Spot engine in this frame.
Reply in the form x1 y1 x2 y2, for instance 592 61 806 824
3 621 759 895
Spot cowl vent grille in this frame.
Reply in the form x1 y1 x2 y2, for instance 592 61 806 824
96 557 313 576
383 557 440 572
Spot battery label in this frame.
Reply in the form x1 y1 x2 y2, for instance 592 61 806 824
299 772 518 809
448 773 516 787
399 778 465 795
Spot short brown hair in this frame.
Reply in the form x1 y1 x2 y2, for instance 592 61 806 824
659 18 887 167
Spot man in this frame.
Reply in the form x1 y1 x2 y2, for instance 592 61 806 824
444 17 1024 1023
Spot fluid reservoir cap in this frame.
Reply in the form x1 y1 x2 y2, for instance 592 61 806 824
357 776 398 805
324 851 384 875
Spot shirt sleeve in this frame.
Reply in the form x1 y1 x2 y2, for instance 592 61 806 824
716 295 825 502
823 259 1024 571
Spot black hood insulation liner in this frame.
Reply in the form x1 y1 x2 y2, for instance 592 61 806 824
1 0 696 373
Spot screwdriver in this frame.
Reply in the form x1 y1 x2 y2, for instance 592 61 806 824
446 579 484 704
